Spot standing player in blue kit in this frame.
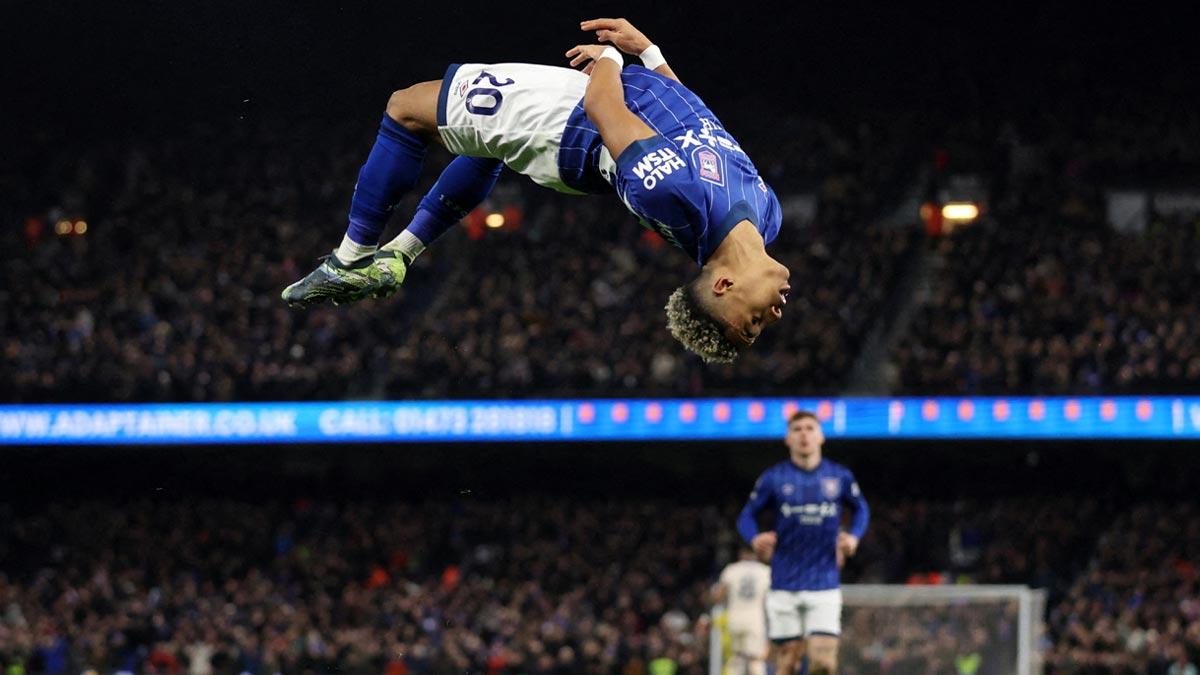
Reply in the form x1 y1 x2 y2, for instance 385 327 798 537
737 410 870 675
282 18 791 364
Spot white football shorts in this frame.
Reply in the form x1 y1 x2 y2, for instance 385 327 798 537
437 62 606 195
765 588 842 641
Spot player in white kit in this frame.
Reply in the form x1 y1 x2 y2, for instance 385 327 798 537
715 546 772 675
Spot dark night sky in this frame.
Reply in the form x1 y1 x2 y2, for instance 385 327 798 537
2 1 1196 144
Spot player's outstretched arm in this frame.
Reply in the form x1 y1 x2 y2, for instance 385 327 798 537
581 18 680 83
565 44 656 159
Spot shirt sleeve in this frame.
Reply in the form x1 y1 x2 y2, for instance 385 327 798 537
736 470 774 544
841 468 870 540
612 136 706 260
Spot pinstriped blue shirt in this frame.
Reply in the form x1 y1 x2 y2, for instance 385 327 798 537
557 66 781 266
737 459 870 591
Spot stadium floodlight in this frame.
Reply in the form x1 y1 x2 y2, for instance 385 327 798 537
941 202 980 221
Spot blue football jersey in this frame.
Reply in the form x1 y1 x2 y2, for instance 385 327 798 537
736 459 870 591
558 66 781 265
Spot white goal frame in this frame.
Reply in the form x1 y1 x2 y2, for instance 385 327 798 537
710 584 1046 675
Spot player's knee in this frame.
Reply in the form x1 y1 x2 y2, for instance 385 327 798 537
385 87 427 134
774 641 803 668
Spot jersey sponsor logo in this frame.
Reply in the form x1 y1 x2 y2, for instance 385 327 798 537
694 148 724 186
781 501 839 525
673 127 745 155
821 477 841 499
631 148 687 190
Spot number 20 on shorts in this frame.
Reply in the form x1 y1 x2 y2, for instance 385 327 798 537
465 71 515 116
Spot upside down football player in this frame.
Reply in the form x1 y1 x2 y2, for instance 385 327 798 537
282 18 791 363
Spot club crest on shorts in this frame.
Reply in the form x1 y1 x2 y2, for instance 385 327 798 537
821 478 841 499
692 147 725 187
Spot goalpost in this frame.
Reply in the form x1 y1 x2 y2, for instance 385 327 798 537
710 584 1046 675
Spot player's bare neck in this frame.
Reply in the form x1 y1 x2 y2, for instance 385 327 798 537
792 453 822 471
708 220 767 270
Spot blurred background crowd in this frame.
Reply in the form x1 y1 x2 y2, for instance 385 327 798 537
5 101 1199 402
2 490 1197 674
5 3 1200 674
0 114 923 402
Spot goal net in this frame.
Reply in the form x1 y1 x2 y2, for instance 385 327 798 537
710 584 1046 675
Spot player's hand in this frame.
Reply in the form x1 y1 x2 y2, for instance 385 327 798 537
837 532 860 559
751 531 777 561
580 18 653 56
565 44 613 75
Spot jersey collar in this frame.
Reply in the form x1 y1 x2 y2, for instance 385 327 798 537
702 200 757 264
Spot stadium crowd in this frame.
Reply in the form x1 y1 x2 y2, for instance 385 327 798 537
839 603 1022 675
373 212 915 398
1 115 918 404
0 498 722 675
9 103 1200 402
1044 502 1200 675
890 213 1200 395
7 12 1200 675
2 494 1197 674
890 99 1200 396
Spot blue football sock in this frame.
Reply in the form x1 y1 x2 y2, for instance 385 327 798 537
345 114 429 246
407 155 504 245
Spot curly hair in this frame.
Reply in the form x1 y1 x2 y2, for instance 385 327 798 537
664 281 741 364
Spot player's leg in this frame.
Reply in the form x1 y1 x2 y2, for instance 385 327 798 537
765 591 805 674
727 626 768 675
282 81 442 308
746 628 768 675
285 62 581 307
773 639 805 675
801 589 843 675
804 636 838 675
370 154 504 291
726 628 747 674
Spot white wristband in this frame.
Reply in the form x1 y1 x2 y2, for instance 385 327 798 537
597 46 623 68
639 44 666 70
